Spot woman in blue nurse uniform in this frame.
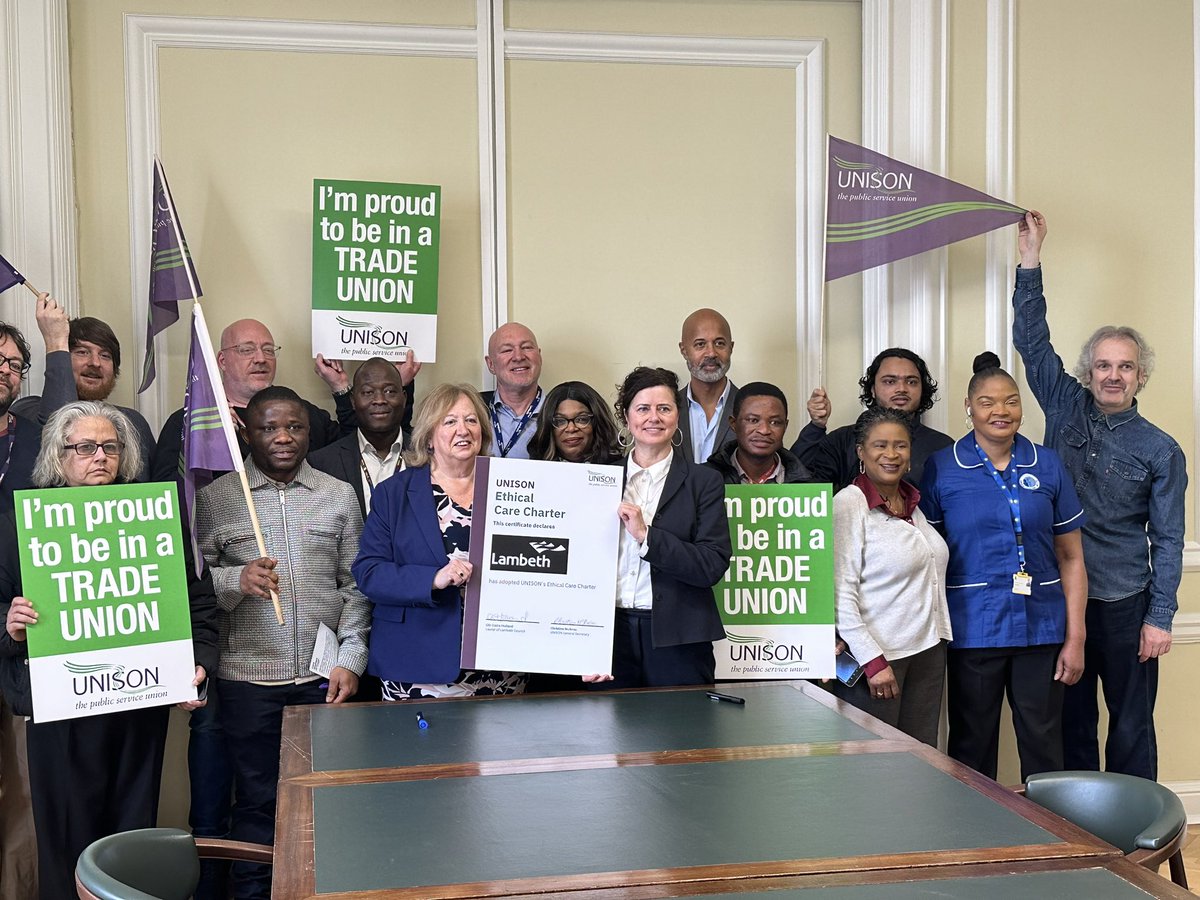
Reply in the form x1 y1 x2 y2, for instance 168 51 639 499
919 351 1086 782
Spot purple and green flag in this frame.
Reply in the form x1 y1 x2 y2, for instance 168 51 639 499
138 158 202 393
181 304 241 575
0 254 26 295
825 136 1025 281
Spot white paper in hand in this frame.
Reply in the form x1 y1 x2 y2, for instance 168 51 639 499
309 622 340 679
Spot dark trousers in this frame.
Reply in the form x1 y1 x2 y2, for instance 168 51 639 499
828 642 946 746
947 644 1064 782
27 704 168 900
218 678 327 900
603 609 715 690
1063 591 1159 779
188 690 234 900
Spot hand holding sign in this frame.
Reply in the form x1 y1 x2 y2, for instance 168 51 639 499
618 502 648 543
5 596 36 641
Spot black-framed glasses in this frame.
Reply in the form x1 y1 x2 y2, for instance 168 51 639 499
63 440 124 457
0 355 31 376
221 342 280 358
552 413 594 429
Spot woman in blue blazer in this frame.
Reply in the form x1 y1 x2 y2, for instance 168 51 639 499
587 366 732 688
352 383 527 700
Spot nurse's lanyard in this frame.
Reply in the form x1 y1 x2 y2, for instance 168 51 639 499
491 388 542 458
973 441 1032 595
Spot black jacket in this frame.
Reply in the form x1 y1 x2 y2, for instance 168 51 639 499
629 449 732 648
705 440 815 485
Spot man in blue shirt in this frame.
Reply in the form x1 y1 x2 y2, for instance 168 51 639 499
1011 211 1185 780
482 322 543 460
676 308 738 464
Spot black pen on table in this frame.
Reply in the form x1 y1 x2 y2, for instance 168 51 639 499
706 691 746 705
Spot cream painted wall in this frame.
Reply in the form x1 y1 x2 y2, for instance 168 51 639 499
56 0 1200 822
68 1 481 420
505 0 863 417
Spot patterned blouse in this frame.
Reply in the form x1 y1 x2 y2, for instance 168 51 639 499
379 481 528 701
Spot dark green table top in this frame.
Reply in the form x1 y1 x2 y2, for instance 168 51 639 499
676 867 1158 898
312 751 1059 894
310 683 880 772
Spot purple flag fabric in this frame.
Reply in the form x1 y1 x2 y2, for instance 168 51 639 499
0 254 26 295
825 136 1025 281
182 308 238 575
138 159 202 393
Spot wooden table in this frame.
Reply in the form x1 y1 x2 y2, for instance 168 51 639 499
272 682 1190 898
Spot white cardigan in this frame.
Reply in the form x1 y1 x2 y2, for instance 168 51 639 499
833 483 952 666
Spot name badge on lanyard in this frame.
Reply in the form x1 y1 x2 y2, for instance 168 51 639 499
973 442 1030 596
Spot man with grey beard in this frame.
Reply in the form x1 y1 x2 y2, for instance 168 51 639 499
676 308 738 464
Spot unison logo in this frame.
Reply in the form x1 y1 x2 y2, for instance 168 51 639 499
490 535 570 575
335 315 407 349
833 154 915 193
724 633 805 665
64 660 162 696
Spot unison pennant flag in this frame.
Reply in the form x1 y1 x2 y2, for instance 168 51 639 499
138 157 203 393
825 136 1025 281
0 253 27 295
181 304 240 575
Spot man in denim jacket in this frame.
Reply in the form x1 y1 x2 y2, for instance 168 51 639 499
1011 211 1185 780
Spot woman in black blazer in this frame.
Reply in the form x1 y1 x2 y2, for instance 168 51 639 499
588 366 732 688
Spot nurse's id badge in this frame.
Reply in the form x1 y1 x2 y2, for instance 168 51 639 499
1012 571 1033 595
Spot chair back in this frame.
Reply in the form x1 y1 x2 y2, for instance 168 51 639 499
75 827 200 900
1024 770 1186 853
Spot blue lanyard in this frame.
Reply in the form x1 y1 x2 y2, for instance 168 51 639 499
491 388 542 458
973 441 1026 572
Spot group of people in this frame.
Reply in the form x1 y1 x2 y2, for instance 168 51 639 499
0 211 1185 899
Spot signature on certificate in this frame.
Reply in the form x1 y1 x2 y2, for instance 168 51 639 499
488 611 535 623
552 616 600 627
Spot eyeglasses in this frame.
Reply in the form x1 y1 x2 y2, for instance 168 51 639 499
0 355 31 376
63 440 124 457
221 342 280 358
552 413 594 429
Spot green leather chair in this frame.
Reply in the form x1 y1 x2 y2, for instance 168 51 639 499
1023 770 1189 889
75 827 272 900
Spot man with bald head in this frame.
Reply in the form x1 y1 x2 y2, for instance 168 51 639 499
677 308 738 464
482 321 543 459
151 318 358 481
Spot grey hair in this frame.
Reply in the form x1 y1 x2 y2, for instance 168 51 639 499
33 401 143 487
1074 326 1156 392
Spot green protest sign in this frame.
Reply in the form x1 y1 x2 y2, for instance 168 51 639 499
714 483 835 679
16 482 196 722
311 178 441 362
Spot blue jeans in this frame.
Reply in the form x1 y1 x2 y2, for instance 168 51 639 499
218 678 327 900
1063 591 1159 779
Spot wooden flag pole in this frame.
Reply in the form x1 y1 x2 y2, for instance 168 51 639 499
22 281 41 299
192 300 285 626
237 466 285 626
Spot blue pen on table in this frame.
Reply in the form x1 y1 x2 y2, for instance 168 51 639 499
416 712 429 730
706 691 746 705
